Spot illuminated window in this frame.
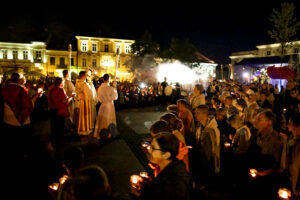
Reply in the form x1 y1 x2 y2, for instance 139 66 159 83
36 51 41 59
116 44 121 54
81 41 87 52
125 44 131 54
92 58 96 67
104 44 109 52
82 58 86 67
23 51 28 60
294 48 299 54
60 57 65 66
266 50 271 56
92 43 97 53
50 57 55 65
13 50 18 59
2 50 7 59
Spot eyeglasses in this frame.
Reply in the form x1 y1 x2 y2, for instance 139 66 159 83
148 145 163 152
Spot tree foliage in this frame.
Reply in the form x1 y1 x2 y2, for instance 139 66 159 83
268 2 300 59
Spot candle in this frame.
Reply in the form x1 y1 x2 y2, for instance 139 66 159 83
59 175 69 184
139 172 148 178
224 142 231 148
249 169 257 178
130 175 141 184
49 183 59 191
278 188 291 200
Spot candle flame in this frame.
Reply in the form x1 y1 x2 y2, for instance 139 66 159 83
278 188 291 199
249 169 257 178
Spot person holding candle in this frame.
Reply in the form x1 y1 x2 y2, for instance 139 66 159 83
286 114 300 197
191 104 220 189
227 114 251 194
132 133 194 200
249 110 284 199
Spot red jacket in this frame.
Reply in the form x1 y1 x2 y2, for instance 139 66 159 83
2 83 33 125
48 86 69 117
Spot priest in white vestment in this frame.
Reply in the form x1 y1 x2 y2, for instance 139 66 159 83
63 70 76 130
94 74 118 139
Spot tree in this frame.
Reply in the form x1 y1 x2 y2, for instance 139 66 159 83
131 31 160 56
161 38 199 66
125 31 160 72
268 2 300 64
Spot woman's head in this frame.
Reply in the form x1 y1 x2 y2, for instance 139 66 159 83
149 133 179 164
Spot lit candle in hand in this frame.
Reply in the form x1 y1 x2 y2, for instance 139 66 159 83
59 175 69 184
49 183 59 191
224 142 231 148
249 169 257 178
278 188 291 200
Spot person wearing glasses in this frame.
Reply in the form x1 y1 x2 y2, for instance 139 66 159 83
132 132 194 200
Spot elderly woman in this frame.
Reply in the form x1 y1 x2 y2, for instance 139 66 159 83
227 114 251 154
189 84 205 110
133 133 194 200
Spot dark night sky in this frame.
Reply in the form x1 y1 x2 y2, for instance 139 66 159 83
1 0 300 64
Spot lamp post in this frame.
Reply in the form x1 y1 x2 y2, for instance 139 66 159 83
68 44 72 73
115 48 120 87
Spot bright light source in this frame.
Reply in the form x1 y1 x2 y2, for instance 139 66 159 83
139 82 146 89
243 72 249 78
157 61 198 85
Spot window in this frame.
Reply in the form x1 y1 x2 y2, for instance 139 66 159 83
81 41 87 52
294 48 299 54
92 58 96 67
71 58 74 66
266 50 271 56
50 57 55 65
82 58 86 67
104 44 109 52
60 57 65 66
125 44 131 54
13 50 18 59
23 51 28 60
116 44 121 54
92 43 97 52
36 51 41 59
2 50 7 59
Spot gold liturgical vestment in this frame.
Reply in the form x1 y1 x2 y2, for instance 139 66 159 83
74 79 96 135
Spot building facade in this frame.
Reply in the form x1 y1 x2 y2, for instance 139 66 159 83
230 41 300 82
0 36 135 80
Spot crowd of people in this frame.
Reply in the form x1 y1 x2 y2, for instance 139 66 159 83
1 70 300 199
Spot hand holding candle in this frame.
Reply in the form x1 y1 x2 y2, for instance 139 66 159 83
59 175 69 185
49 182 60 191
249 169 258 179
278 188 291 200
